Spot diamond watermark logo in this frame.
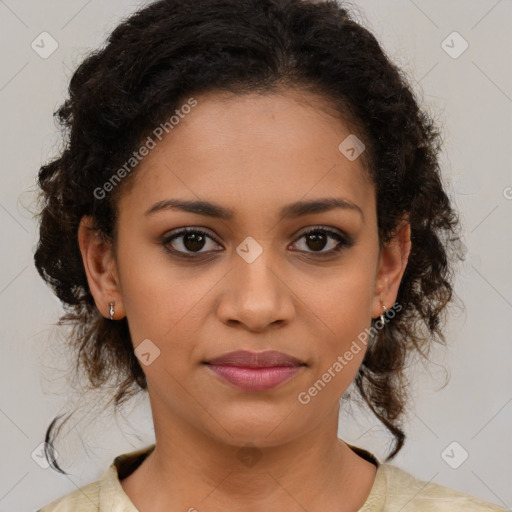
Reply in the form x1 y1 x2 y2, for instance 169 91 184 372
441 441 469 469
236 236 263 264
31 442 58 469
135 338 161 366
236 443 263 467
441 31 468 59
338 134 365 161
31 31 59 59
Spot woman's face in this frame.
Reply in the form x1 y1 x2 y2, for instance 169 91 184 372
83 88 410 448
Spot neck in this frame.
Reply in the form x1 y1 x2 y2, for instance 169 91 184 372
122 401 377 512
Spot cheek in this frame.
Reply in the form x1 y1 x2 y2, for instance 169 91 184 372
115 240 178 347
304 264 374 386
307 261 375 337
116 243 215 363
301 309 370 409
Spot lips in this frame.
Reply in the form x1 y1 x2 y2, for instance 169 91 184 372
206 350 304 368
204 350 305 391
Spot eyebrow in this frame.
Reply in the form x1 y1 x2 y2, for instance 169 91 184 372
144 197 364 221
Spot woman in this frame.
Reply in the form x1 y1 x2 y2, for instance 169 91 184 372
34 0 507 510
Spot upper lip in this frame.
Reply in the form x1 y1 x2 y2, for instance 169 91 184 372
204 350 305 368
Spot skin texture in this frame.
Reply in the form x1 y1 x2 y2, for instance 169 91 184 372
78 88 411 511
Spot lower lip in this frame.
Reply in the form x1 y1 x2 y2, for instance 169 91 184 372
206 365 303 391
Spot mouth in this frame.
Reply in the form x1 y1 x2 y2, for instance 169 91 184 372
203 350 306 392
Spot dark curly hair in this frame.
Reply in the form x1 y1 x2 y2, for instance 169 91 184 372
33 0 465 474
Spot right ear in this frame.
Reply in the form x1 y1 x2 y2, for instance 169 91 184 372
77 215 125 320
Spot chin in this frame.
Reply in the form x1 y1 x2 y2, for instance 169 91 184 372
204 406 308 449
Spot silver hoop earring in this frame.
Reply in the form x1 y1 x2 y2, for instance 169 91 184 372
380 303 387 324
109 301 115 320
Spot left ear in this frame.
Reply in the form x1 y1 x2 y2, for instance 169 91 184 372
371 215 412 318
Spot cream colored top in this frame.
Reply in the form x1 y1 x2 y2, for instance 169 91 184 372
37 443 508 511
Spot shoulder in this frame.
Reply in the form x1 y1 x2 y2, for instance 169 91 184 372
376 463 508 511
36 444 154 511
36 478 101 511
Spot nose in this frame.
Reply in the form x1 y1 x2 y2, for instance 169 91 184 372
216 250 295 333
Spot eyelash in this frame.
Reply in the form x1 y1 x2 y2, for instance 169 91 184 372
161 226 354 259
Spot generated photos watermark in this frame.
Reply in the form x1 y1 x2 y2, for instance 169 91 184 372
93 97 198 200
297 301 402 405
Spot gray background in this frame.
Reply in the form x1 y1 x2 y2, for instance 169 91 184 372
0 1 511 510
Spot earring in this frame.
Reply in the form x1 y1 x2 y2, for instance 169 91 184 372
109 301 115 320
380 301 387 324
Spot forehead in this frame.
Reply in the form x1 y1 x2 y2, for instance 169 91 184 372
118 89 375 224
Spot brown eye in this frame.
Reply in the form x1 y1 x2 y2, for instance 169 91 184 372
291 228 354 256
162 228 222 257
304 231 329 251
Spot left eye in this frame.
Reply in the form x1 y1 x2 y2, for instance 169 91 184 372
290 228 353 255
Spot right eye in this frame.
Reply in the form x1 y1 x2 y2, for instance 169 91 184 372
161 227 223 258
